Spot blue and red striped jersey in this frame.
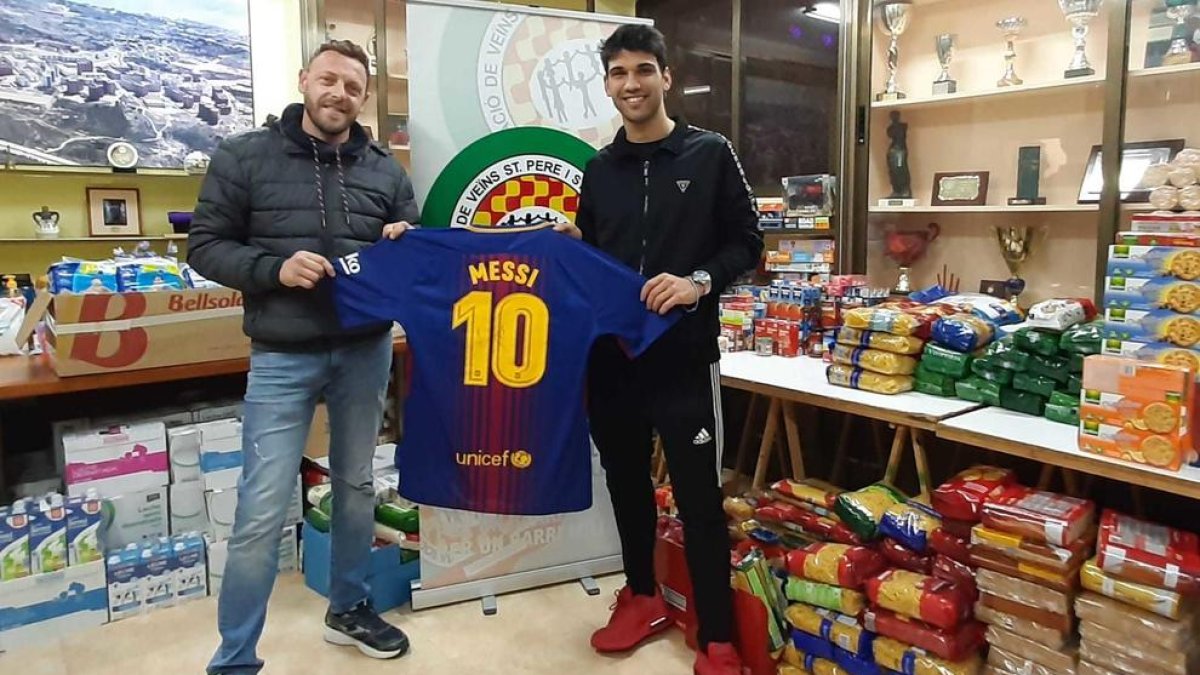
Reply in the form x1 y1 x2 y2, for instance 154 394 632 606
332 227 677 515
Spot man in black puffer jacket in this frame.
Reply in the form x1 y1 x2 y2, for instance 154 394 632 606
189 41 417 675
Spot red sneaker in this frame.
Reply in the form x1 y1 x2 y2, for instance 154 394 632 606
590 586 671 653
694 642 743 675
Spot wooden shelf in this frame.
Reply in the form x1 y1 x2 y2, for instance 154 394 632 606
870 204 1099 214
871 74 1105 112
763 230 836 238
0 235 187 243
1130 61 1200 82
0 164 202 177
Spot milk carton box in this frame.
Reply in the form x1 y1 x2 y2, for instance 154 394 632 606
173 533 207 604
101 487 169 551
198 419 242 491
278 525 298 573
29 495 68 574
205 488 238 542
169 480 210 537
167 425 202 484
0 560 108 651
105 544 143 621
141 538 175 612
0 502 31 581
205 537 228 594
63 421 169 499
66 493 105 565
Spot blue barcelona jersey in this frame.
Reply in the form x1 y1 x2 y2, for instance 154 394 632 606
332 227 678 515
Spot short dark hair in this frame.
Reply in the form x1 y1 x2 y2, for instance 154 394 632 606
599 24 668 72
310 39 370 78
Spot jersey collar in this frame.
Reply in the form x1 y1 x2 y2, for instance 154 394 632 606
612 116 687 160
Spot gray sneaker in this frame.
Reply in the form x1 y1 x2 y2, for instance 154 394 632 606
323 602 410 659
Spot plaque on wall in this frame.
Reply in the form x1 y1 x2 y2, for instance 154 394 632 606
932 171 990 207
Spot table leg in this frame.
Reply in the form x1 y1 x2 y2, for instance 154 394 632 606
871 421 888 465
831 414 854 486
911 429 932 498
1062 469 1081 497
782 402 805 480
753 398 782 489
882 426 911 486
1037 464 1056 490
733 394 762 480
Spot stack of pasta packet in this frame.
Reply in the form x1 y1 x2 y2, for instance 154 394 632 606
828 303 957 395
1073 509 1199 674
970 485 1097 675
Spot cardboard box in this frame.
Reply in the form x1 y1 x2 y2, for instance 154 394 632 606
169 482 210 538
205 489 238 543
101 487 169 551
305 403 330 460
173 533 208 604
1101 337 1200 371
301 523 418 613
66 495 104 566
1106 245 1200 280
45 288 249 377
28 498 67 575
206 526 296 594
168 426 202 484
1103 309 1200 346
0 504 31 581
197 419 242 491
105 545 143 622
0 561 107 650
62 421 168 499
94 408 194 430
193 401 243 424
141 538 175 612
1080 356 1195 471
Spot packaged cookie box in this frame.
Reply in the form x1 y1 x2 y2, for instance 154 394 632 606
1130 213 1200 234
1103 276 1200 314
1102 308 1200 349
1095 509 1200 596
1100 336 1200 372
1105 245 1200 280
1116 231 1200 247
1078 355 1194 471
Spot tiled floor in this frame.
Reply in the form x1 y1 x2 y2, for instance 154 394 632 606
7 573 695 674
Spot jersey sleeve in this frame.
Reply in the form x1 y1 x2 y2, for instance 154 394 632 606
567 238 680 357
332 236 424 329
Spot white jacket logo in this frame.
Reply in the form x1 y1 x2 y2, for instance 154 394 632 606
677 180 691 193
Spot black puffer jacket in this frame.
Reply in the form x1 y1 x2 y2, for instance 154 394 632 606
188 103 419 348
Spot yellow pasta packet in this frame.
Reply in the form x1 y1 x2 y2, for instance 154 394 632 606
1080 557 1185 620
873 637 984 675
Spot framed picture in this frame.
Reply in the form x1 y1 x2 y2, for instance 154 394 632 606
87 188 142 237
1077 139 1187 203
932 171 990 207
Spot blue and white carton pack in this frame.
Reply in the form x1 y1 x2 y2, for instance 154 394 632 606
197 419 242 491
66 493 105 566
173 533 207 604
141 538 175 612
0 502 31 582
106 544 144 622
0 560 107 651
28 496 68 575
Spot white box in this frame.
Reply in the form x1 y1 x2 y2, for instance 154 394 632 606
205 488 238 543
193 402 243 423
287 477 303 526
105 545 143 622
278 525 298 573
51 417 93 476
63 421 169 499
101 487 169 551
94 408 194 430
173 534 208 604
167 426 202 484
169 482 211 538
198 419 242 492
0 561 107 650
205 527 297 595
373 443 396 475
140 539 175 612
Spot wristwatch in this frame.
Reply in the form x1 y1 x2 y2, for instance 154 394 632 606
689 270 713 297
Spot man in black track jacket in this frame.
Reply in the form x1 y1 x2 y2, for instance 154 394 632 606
556 24 763 675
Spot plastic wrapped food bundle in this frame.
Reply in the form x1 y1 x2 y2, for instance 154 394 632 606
1079 620 1198 675
827 364 915 395
975 568 1073 615
1059 321 1103 355
970 524 1092 572
771 478 844 513
1026 353 1071 385
978 593 1073 633
1075 662 1122 675
1074 592 1195 651
784 604 876 660
872 637 984 675
1079 639 1197 675
1095 509 1200 596
1044 402 1079 426
881 537 934 574
865 569 973 630
756 502 863 546
985 339 1032 372
792 627 837 661
939 518 974 540
1027 298 1098 332
970 358 1014 386
929 529 971 566
838 326 927 355
880 500 943 553
833 343 920 375
954 377 1001 406
939 293 1025 327
915 378 957 398
783 643 852 675
834 646 886 675
999 387 1046 417
1012 372 1057 399
932 555 977 601
974 602 1070 650
785 543 888 590
986 646 1075 675
985 625 1079 674
1013 328 1063 357
969 545 1079 593
784 576 868 615
978 486 1095 547
922 343 976 378
844 305 940 338
723 495 764 521
932 314 996 353
931 466 1018 523
1080 557 1186 619
863 607 986 662
835 483 908 541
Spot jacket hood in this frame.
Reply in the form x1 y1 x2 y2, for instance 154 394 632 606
277 102 371 162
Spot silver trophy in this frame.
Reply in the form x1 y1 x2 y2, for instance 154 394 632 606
32 206 60 239
1163 0 1199 66
995 225 1039 299
933 34 958 95
1059 0 1104 78
996 17 1027 87
875 0 914 101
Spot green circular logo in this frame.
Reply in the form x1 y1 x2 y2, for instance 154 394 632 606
422 127 596 229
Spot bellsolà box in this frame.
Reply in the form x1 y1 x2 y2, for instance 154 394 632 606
44 288 249 377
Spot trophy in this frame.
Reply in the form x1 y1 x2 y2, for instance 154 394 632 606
1163 0 1198 66
996 17 1027 86
32 206 60 239
1059 0 1104 78
933 34 958 95
875 0 914 101
995 225 1039 299
1008 146 1047 205
884 223 940 294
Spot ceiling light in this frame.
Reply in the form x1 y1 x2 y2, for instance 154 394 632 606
807 1 842 24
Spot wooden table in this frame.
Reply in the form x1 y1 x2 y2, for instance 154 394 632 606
719 353 981 494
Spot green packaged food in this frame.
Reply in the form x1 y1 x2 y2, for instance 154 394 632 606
1014 328 1063 357
1049 390 1079 408
985 339 1032 371
1059 321 1103 355
915 379 956 397
915 363 956 388
376 503 419 534
1027 353 1070 384
955 377 1002 406
834 482 908 541
783 576 867 614
970 357 1014 385
1045 403 1080 426
1001 388 1046 416
1013 371 1058 398
1067 373 1082 395
1068 353 1086 373
921 343 974 378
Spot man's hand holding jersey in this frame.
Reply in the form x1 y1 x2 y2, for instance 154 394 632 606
641 273 704 315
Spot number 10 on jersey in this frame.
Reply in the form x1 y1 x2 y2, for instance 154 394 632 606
452 291 549 388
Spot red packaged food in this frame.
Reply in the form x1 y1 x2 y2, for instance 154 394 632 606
866 569 973 631
771 478 844 515
971 524 1092 572
756 502 862 546
978 593 1073 633
931 466 1018 523
863 607 987 662
932 554 978 601
979 486 1095 547
940 517 976 540
881 537 934 574
785 543 887 590
969 545 1080 593
1096 509 1200 596
930 528 972 566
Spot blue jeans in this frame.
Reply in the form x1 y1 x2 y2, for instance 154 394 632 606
207 332 393 674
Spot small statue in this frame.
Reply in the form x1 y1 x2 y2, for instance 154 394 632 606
32 206 60 239
886 111 913 199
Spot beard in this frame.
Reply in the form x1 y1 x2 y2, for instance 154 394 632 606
614 92 662 125
303 94 357 138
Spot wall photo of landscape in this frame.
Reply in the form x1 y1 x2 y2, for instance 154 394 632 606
0 0 253 169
